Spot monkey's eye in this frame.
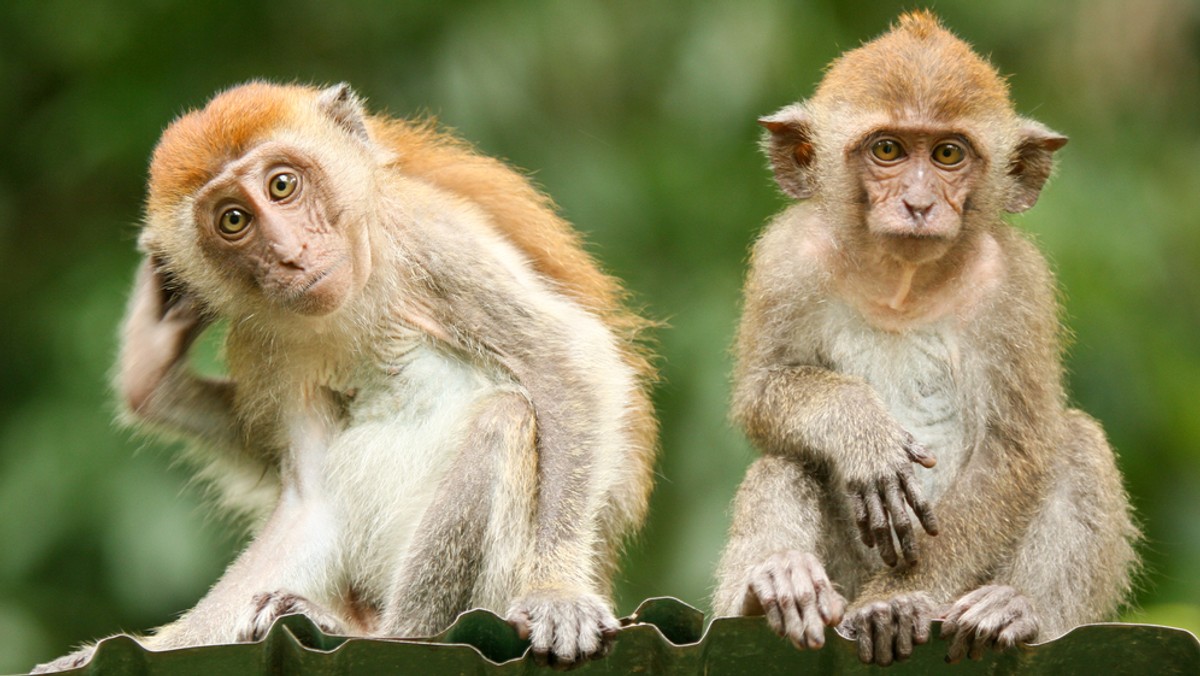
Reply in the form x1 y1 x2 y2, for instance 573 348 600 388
218 208 253 237
268 172 299 200
871 139 905 162
932 143 966 166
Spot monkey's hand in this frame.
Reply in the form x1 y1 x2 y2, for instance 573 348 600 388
30 645 96 674
740 551 846 650
843 428 939 567
840 591 937 667
118 257 210 413
235 591 348 642
506 589 620 670
941 585 1039 663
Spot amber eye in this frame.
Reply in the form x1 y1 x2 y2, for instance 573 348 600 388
932 143 966 166
218 208 252 237
268 172 298 200
871 139 905 162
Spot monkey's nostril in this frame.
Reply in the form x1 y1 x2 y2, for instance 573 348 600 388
904 200 933 218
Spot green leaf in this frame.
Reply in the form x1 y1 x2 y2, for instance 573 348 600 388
41 598 1200 675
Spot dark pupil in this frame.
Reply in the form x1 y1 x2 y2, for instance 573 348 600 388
941 146 954 158
276 178 288 191
882 142 893 153
229 211 242 224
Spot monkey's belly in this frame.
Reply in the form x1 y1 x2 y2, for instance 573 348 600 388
826 308 971 502
319 344 509 598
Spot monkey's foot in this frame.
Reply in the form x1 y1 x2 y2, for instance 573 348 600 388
941 584 1039 663
741 551 846 649
506 590 619 670
840 591 936 666
30 645 96 674
236 590 347 642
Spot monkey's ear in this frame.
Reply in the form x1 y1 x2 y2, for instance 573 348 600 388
1006 119 1068 213
318 83 371 144
759 104 817 200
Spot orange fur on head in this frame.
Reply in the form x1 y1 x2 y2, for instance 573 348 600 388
147 82 321 221
815 10 1012 122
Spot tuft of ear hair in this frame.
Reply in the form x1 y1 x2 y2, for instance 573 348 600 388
317 83 371 144
1007 119 1068 213
759 104 817 200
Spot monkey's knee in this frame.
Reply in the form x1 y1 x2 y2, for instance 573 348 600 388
469 390 537 457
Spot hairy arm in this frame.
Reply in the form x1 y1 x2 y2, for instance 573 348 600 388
731 212 938 565
857 231 1064 602
398 199 634 661
117 257 242 450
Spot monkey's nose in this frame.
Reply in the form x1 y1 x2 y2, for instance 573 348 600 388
904 199 934 222
272 242 308 269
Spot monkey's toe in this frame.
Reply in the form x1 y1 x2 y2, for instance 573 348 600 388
30 645 96 674
237 590 346 642
507 590 619 668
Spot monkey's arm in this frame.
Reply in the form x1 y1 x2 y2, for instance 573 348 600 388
408 225 632 665
731 221 938 566
856 235 1063 602
116 258 242 449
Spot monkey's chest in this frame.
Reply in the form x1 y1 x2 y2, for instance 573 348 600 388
825 310 970 502
316 343 508 584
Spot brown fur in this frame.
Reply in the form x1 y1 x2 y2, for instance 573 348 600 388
816 11 1011 122
715 11 1139 667
35 81 657 673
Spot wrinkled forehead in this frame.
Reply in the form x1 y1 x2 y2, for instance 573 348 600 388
146 84 317 219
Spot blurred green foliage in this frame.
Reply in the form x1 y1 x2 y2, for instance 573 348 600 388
0 0 1197 672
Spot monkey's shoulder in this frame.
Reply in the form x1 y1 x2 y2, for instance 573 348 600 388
747 204 838 292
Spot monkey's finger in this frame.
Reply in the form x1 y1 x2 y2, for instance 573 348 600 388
552 615 583 669
850 490 874 547
778 583 806 650
750 571 785 635
899 468 939 536
507 609 533 641
854 614 875 664
883 478 917 565
807 560 844 625
596 615 620 659
871 604 896 667
914 600 933 645
945 625 972 664
905 440 937 468
997 615 1038 649
788 565 823 649
894 598 915 661
967 629 991 661
866 489 897 567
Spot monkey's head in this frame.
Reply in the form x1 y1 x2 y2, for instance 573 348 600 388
142 82 379 319
760 11 1067 264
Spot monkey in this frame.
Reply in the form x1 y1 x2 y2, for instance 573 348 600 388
711 11 1139 667
33 81 657 673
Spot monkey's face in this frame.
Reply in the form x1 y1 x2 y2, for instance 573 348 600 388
191 141 372 317
852 129 981 264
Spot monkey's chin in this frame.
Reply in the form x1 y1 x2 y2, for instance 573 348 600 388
876 233 958 265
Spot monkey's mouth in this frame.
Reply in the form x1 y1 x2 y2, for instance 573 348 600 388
295 257 347 295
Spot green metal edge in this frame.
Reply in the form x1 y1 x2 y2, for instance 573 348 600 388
25 598 1200 675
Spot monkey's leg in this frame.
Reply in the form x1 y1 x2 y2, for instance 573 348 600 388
713 456 851 650
380 390 538 637
147 485 345 649
32 487 344 673
941 410 1139 662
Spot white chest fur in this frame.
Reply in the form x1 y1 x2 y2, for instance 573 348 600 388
823 303 971 502
295 340 506 596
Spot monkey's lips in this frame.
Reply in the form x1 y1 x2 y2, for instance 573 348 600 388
277 258 350 315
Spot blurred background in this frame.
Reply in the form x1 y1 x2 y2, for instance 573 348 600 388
1 0 1198 670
